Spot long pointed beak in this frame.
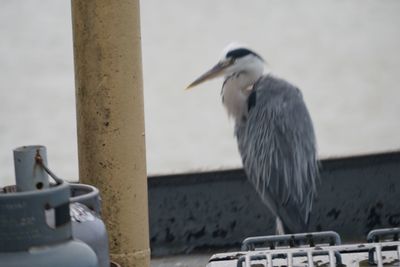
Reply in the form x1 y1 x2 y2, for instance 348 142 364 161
186 60 232 90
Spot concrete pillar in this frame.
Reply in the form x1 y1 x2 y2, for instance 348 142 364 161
71 1 150 266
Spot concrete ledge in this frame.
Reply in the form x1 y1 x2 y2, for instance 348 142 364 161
148 151 400 256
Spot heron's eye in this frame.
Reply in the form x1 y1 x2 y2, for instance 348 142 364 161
224 57 235 65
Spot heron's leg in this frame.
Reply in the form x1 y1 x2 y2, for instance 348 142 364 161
275 216 285 235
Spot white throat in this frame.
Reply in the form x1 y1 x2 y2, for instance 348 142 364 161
221 58 265 124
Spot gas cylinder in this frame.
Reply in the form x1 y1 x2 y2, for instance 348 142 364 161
70 183 110 267
0 146 99 267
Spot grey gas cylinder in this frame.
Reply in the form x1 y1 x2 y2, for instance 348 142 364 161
70 184 110 267
0 145 99 267
0 177 98 267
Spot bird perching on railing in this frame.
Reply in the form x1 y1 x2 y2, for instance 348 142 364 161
186 43 319 234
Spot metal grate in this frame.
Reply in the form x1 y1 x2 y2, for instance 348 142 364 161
237 241 400 267
367 228 400 265
242 231 341 250
238 231 342 267
207 228 400 267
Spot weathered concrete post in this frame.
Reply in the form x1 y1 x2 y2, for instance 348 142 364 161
71 1 150 266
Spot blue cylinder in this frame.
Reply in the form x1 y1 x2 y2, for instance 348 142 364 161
70 183 110 267
0 181 99 267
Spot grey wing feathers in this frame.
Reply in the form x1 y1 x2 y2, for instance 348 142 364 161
236 75 318 233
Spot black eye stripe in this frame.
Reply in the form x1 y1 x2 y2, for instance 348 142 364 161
226 48 252 58
226 48 263 61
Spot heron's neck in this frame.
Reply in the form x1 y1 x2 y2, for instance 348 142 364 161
221 71 262 123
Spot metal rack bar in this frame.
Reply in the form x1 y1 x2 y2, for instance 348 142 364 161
239 241 400 267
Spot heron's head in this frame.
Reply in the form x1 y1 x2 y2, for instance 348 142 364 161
186 43 265 89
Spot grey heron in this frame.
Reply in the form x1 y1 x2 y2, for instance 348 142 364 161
187 43 318 234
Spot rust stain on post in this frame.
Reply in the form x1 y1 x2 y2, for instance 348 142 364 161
71 0 150 266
